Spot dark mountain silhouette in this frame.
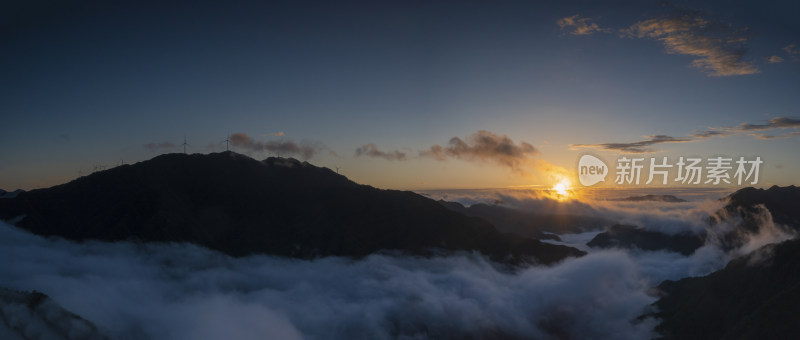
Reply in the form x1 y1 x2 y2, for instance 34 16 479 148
438 201 610 241
707 185 800 251
653 238 800 339
716 185 800 233
0 152 584 265
586 224 703 255
610 194 686 202
0 189 24 199
651 185 800 339
0 287 107 339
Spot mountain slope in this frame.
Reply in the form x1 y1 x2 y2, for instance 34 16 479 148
438 200 610 240
0 152 583 264
0 288 107 340
653 238 800 339
652 185 800 339
717 185 800 233
587 224 703 255
587 186 800 255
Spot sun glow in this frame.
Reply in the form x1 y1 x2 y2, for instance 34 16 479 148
553 182 569 196
551 178 573 200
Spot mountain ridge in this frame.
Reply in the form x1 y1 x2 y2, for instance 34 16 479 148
0 151 584 265
650 185 800 338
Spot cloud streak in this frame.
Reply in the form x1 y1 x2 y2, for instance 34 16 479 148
420 130 539 172
571 135 692 153
354 131 570 182
624 12 757 76
766 55 784 63
230 133 323 159
557 15 608 35
143 141 175 152
558 11 759 77
354 143 407 161
732 116 800 131
572 116 800 153
783 44 799 62
752 131 800 140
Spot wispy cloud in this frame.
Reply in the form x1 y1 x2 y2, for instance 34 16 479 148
354 143 407 161
571 135 692 153
420 130 539 172
688 129 733 139
143 141 175 152
623 12 757 76
559 11 759 77
752 131 800 140
765 55 784 63
732 116 800 131
557 15 608 35
783 44 799 62
572 116 800 153
230 133 324 159
353 131 569 181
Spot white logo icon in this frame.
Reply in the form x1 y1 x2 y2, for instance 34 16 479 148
578 155 608 186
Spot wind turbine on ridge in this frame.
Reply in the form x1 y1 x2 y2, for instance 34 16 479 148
182 136 189 154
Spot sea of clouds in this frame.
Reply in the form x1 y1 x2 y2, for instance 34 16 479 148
0 188 794 339
0 221 659 339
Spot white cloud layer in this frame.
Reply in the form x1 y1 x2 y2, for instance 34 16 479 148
0 188 793 339
0 222 662 339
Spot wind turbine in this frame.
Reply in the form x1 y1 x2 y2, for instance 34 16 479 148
224 134 230 151
182 136 189 154
336 166 340 174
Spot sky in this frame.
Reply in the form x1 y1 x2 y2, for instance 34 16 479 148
1 0 798 191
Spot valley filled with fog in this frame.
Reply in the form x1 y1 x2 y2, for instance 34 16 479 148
2 187 793 339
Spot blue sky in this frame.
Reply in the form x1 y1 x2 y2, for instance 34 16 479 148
1 0 798 190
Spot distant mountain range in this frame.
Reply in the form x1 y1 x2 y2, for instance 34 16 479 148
588 186 800 255
586 224 703 256
715 185 800 235
0 152 583 265
438 200 610 241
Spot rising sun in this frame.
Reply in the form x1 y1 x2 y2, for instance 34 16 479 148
552 179 572 198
